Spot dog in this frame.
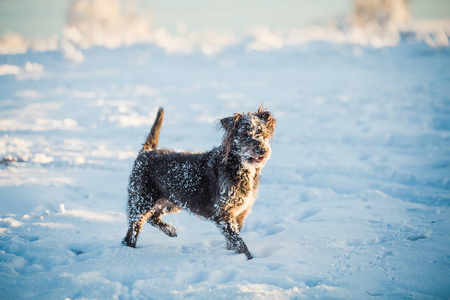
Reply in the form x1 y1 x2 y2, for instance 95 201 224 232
122 105 276 259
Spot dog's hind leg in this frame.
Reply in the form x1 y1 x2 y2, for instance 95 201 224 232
147 199 181 237
148 217 178 237
216 219 253 260
123 211 151 248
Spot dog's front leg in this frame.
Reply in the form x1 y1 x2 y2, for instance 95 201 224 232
217 220 253 260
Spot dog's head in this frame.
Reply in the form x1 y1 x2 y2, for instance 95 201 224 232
220 105 276 167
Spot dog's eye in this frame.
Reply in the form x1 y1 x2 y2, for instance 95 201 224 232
241 132 253 140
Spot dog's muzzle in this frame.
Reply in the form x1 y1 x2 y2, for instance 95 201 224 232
250 146 268 163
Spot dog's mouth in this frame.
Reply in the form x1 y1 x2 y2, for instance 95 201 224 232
250 155 266 164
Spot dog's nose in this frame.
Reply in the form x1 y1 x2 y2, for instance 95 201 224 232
255 146 265 155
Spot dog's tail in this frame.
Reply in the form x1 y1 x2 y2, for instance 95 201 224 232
142 107 164 152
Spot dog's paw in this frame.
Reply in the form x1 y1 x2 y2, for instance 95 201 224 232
162 224 178 237
121 239 136 248
167 231 177 238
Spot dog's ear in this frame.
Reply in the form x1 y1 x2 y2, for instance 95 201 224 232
256 104 271 121
256 105 276 139
219 113 242 132
257 103 267 114
219 113 242 163
220 116 234 132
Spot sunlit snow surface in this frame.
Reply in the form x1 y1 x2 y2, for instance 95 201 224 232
0 40 449 299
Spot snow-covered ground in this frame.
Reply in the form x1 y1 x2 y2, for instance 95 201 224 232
1 13 450 300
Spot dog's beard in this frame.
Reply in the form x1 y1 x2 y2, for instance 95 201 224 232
241 148 270 167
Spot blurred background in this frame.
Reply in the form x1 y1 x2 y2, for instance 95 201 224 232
0 0 449 58
0 0 449 38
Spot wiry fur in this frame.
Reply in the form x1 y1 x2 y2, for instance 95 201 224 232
122 105 276 259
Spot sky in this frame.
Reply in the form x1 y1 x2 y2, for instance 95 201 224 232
0 0 449 39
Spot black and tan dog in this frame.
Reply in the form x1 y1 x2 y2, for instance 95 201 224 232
122 105 276 259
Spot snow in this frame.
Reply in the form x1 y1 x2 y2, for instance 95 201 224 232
1 5 450 300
